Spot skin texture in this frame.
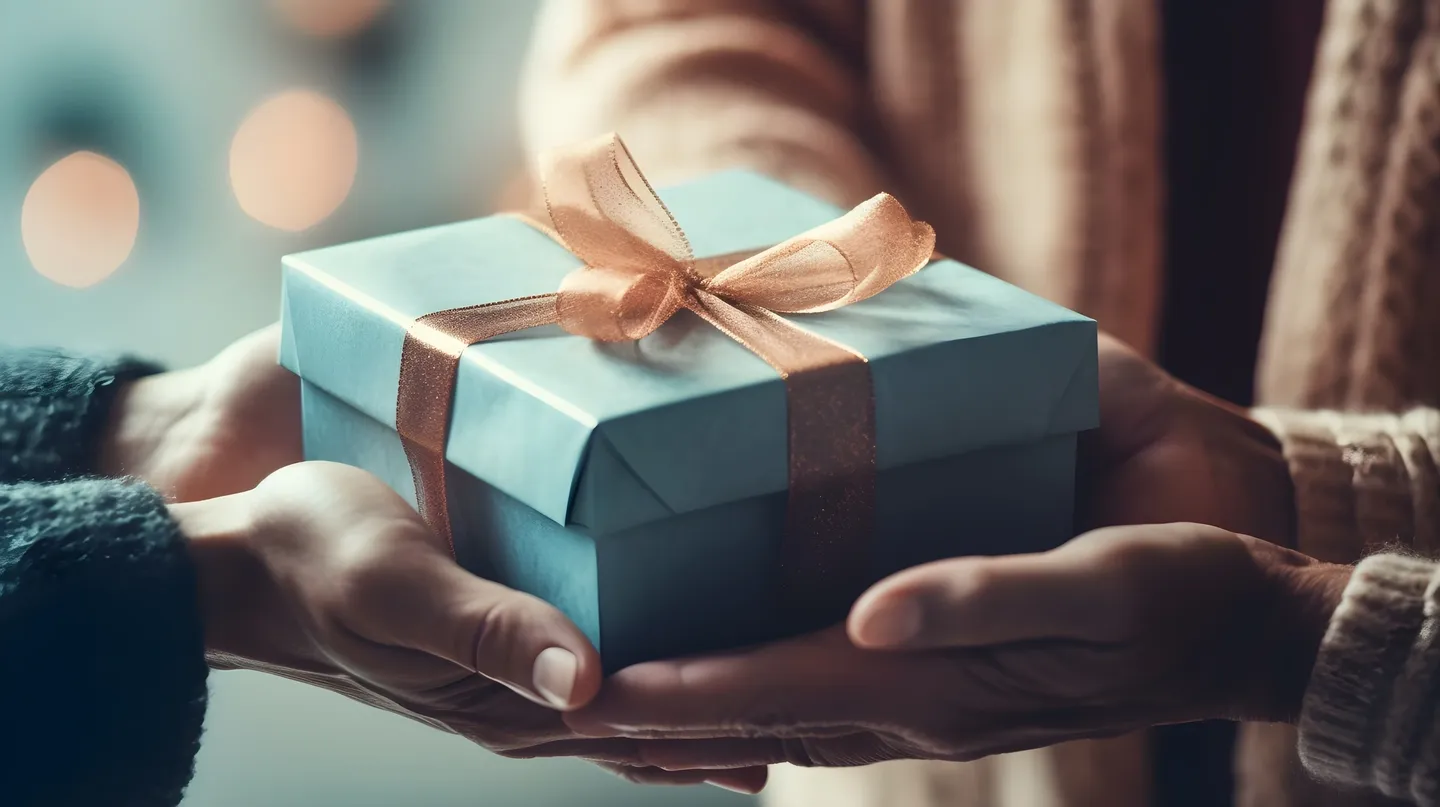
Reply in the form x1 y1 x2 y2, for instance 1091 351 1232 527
556 524 1347 772
1075 333 1295 545
98 326 303 505
178 462 766 792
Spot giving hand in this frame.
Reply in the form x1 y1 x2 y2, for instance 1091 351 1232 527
99 324 301 503
180 461 767 792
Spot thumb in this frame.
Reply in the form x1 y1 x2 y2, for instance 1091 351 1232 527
253 461 603 710
347 548 604 711
846 547 1120 650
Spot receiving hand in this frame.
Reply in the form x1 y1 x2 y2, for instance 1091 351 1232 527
1080 333 1294 542
178 461 766 792
556 335 1331 772
562 524 1349 771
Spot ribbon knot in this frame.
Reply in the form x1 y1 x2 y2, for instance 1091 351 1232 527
398 133 936 620
543 137 935 350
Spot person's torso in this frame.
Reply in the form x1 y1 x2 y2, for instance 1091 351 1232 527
768 1 1440 806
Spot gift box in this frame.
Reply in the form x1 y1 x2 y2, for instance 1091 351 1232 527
279 140 1097 671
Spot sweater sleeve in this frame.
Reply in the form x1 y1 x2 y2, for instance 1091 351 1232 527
518 0 888 209
1298 553 1440 805
1252 408 1440 562
0 349 160 484
0 478 208 807
1254 408 1440 800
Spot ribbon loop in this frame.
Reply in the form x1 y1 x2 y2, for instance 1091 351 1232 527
707 192 936 313
541 135 694 278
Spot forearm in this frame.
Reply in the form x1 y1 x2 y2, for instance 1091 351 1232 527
519 0 889 208
0 479 208 807
1252 408 1440 560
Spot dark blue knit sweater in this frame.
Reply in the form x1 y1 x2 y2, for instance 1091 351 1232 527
0 350 208 807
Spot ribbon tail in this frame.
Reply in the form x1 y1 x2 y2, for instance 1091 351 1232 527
397 294 559 554
689 289 877 622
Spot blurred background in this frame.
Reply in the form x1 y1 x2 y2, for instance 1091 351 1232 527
0 1 746 805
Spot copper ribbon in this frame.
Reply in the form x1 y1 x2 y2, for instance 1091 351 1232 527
397 133 936 617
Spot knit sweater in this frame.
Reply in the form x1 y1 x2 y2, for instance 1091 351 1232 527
519 1 1440 806
0 350 207 807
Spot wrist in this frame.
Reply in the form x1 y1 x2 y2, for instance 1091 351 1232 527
97 368 204 490
1249 552 1351 723
1205 399 1296 548
170 493 266 658
1253 412 1298 550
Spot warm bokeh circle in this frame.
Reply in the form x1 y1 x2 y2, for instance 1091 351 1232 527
270 0 388 38
22 151 140 288
229 89 358 232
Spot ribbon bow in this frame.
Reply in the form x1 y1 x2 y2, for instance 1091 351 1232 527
398 133 936 616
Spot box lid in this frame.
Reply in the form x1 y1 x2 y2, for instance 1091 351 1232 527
280 170 1097 534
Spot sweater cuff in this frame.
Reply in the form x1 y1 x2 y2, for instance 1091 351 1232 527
1251 409 1432 562
1298 554 1435 792
0 349 162 483
0 478 208 806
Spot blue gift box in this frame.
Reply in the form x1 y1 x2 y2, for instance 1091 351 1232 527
279 170 1098 671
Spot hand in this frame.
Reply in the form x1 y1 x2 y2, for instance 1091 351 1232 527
562 524 1350 770
178 461 766 793
99 324 301 502
1081 333 1294 543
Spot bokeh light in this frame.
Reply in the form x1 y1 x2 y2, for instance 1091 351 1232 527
229 89 358 232
271 0 388 38
21 151 140 288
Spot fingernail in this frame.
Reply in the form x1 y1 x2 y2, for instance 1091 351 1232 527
532 647 578 709
599 723 642 733
854 598 922 648
709 780 759 795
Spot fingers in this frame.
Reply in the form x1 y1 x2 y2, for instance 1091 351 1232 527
594 763 769 794
262 462 605 710
848 524 1250 651
350 547 604 711
254 462 604 714
848 542 1124 650
1085 332 1182 483
704 766 769 795
507 738 774 792
565 627 918 738
621 735 902 770
632 738 791 770
516 737 788 769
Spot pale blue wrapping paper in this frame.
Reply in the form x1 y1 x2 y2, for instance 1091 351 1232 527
280 169 1098 669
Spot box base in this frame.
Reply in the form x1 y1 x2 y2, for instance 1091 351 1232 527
302 380 1076 672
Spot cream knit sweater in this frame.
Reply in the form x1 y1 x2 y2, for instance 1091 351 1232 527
1301 552 1440 804
520 1 1440 805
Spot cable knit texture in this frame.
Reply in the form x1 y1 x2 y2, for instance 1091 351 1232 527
0 480 208 807
1300 555 1440 805
0 349 159 484
1255 409 1440 561
0 350 206 806
522 1 1440 806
